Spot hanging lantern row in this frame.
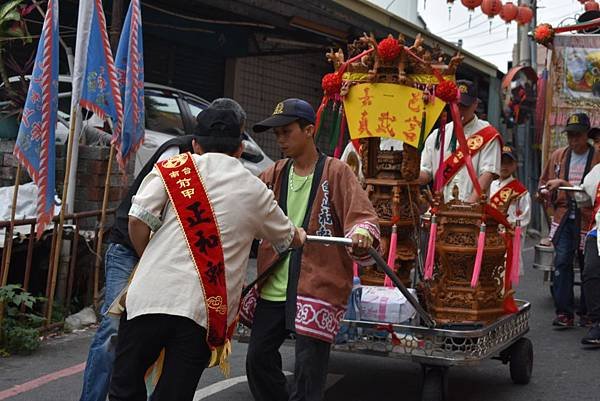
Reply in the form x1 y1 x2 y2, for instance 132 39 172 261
445 0 534 32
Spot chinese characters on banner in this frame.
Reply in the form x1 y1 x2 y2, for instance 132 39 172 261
343 83 445 148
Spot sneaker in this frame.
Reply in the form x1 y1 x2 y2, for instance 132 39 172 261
552 314 575 328
579 316 594 328
581 323 600 346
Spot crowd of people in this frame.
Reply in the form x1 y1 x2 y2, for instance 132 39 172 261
75 80 599 401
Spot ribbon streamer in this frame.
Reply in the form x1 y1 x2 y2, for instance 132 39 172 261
424 214 437 280
470 222 487 288
384 224 398 287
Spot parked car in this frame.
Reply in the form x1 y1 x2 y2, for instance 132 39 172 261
1 76 273 177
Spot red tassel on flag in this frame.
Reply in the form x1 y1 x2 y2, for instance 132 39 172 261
471 222 487 288
384 224 398 287
424 215 437 280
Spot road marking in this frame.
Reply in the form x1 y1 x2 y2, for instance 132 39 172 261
0 362 86 400
193 371 293 400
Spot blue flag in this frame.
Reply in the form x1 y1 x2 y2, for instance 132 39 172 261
79 0 122 138
14 0 59 238
114 0 144 169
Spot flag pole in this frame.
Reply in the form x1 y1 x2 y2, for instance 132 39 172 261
46 106 78 325
0 164 22 335
93 143 115 309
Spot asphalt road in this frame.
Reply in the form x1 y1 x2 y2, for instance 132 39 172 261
1 246 599 401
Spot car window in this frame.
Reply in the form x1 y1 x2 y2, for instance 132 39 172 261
188 102 204 120
145 93 185 135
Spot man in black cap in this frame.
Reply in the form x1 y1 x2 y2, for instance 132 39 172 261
79 99 247 401
244 98 380 401
419 79 502 203
108 108 306 401
539 112 600 328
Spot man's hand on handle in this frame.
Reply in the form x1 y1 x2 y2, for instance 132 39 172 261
291 227 307 249
349 233 372 257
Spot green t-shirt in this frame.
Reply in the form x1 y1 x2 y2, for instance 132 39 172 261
260 168 313 301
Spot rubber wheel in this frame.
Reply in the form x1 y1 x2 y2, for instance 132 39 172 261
420 366 447 401
509 338 533 385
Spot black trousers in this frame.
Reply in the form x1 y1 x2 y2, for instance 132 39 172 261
109 313 211 401
584 236 600 322
246 299 331 401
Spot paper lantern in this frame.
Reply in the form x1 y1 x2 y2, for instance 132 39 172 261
461 0 483 27
481 0 503 33
585 1 600 11
516 5 534 25
499 1 519 37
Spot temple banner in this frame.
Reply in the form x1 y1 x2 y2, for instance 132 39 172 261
343 83 445 148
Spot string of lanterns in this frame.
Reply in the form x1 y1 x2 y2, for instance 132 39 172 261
437 1 535 31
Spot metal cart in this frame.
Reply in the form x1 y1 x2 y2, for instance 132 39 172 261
239 235 533 401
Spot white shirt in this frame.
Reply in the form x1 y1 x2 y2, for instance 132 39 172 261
574 163 600 254
490 176 532 274
127 153 295 329
490 177 532 228
420 116 501 202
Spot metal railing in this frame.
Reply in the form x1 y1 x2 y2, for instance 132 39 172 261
0 209 116 328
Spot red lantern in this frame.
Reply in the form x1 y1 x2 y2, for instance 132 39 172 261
586 1 600 11
500 2 519 23
500 2 519 38
481 0 503 17
516 5 533 25
461 0 483 27
481 0 502 33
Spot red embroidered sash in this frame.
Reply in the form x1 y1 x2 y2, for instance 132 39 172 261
442 125 501 185
490 179 528 213
156 152 231 356
590 181 600 231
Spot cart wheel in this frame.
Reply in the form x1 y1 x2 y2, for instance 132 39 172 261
420 366 448 401
509 338 533 385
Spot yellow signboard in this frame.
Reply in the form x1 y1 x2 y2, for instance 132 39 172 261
343 83 445 148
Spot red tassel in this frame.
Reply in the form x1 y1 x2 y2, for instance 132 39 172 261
470 222 486 288
424 215 437 280
314 96 329 140
352 261 359 279
511 222 522 286
384 225 398 287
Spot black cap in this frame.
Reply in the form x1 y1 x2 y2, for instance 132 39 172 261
589 127 600 139
501 145 517 161
253 98 316 133
564 112 590 134
195 108 241 139
457 80 478 107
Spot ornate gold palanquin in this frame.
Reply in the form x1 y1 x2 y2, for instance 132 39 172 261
423 190 507 325
357 137 423 287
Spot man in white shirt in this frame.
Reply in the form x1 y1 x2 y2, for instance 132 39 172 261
418 80 502 203
108 109 305 401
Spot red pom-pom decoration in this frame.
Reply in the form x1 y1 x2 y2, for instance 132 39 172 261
436 80 458 103
377 36 402 62
321 72 342 96
533 23 555 47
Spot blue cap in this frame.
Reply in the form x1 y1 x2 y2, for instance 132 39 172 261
253 98 316 133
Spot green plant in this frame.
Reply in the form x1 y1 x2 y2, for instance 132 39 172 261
0 284 44 355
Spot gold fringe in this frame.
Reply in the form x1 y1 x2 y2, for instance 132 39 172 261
208 340 232 378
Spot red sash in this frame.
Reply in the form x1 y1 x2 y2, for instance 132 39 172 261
489 179 528 214
156 152 233 368
442 125 501 185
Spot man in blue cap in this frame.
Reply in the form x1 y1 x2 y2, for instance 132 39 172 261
243 98 380 401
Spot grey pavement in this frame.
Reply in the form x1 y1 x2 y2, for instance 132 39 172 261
1 245 600 401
